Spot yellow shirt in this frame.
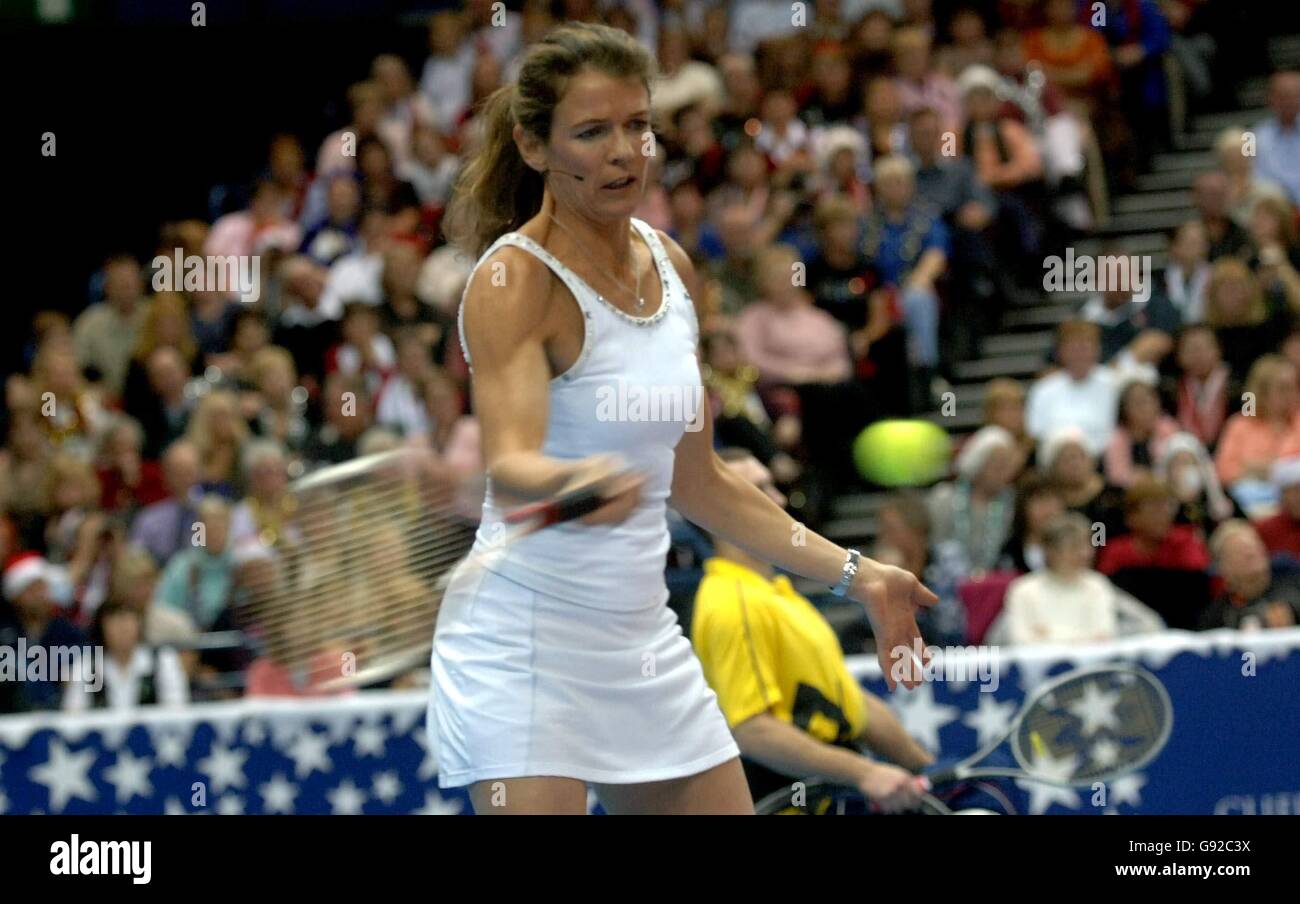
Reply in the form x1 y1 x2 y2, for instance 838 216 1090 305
691 557 867 745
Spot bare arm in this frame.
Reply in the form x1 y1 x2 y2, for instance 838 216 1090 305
659 231 938 689
859 690 934 772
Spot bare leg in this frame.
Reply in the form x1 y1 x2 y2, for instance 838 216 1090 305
468 776 588 815
592 757 754 815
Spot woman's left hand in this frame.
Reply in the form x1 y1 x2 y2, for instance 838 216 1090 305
851 561 939 691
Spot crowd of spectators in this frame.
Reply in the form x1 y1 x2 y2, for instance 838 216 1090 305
2 1 1297 715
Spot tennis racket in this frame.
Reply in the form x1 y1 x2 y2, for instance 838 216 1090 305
919 664 1174 790
232 446 630 692
754 779 954 816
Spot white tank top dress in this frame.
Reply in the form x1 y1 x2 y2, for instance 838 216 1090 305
426 217 739 789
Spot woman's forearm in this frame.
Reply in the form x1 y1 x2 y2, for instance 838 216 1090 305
674 456 856 588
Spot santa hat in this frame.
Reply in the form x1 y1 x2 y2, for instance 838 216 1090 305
4 553 50 601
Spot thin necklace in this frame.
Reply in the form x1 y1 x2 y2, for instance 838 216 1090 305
546 213 646 310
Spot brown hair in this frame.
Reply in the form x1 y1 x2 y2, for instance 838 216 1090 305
1124 474 1173 513
983 377 1025 422
442 22 657 257
1204 257 1267 328
1244 353 1297 419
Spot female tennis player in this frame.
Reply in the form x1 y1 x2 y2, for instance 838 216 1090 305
429 22 938 815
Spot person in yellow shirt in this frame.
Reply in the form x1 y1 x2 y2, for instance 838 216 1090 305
692 449 935 812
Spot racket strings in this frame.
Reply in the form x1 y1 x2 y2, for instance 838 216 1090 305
233 449 483 689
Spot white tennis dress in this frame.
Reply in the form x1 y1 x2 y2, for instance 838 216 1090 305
427 217 740 788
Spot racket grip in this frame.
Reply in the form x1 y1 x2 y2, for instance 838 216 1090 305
923 768 957 788
505 485 607 527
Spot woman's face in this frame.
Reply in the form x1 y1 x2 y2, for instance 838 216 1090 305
990 398 1024 433
1026 493 1065 533
1123 385 1160 432
523 69 652 221
976 445 1018 490
1047 536 1093 574
1214 277 1251 320
1053 443 1092 485
1265 368 1299 416
1177 330 1218 374
1172 222 1209 263
830 148 857 182
207 398 238 441
102 611 142 655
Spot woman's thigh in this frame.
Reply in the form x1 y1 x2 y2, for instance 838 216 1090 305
468 776 588 815
592 758 754 815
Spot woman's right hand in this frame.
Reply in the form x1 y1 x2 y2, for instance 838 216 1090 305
557 454 645 526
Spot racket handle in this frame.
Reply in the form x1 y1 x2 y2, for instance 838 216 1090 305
924 767 958 788
505 485 607 527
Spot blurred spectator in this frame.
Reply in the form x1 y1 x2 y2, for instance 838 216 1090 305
1038 424 1127 539
379 243 445 351
997 471 1066 572
230 441 298 551
1192 170 1251 262
328 301 397 397
184 390 248 498
1022 0 1113 122
300 175 362 267
801 42 859 132
1095 475 1213 627
1213 354 1300 516
401 123 460 213
317 80 388 179
995 512 1163 644
356 137 422 234
1253 71 1300 206
1157 430 1237 534
893 26 961 132
1092 0 1171 179
247 346 310 454
122 292 200 426
1204 258 1295 382
71 254 149 398
420 11 475 134
1079 249 1181 366
1202 519 1300 629
371 53 436 173
30 342 106 457
701 328 802 485
63 601 189 711
0 402 55 531
95 414 167 515
1253 455 1300 561
303 372 373 467
265 133 309 221
1104 378 1179 487
130 440 202 567
43 454 100 567
812 126 871 214
982 377 1035 461
109 547 199 650
204 179 302 265
653 19 725 122
273 255 341 383
861 154 946 408
1165 324 1234 450
873 489 968 645
1216 127 1288 228
1161 220 1211 323
935 6 994 77
190 290 243 363
0 554 87 713
154 495 236 632
1025 320 1118 457
927 425 1021 573
1246 195 1300 310
376 329 437 438
131 346 195 460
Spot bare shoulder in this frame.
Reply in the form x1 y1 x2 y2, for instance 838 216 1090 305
460 242 555 344
654 229 705 325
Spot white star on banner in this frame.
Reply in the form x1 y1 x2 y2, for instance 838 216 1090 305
242 720 267 746
151 728 190 767
1091 737 1121 770
391 707 422 736
260 774 298 814
1067 683 1122 736
197 744 249 794
96 724 131 749
286 729 332 779
1015 658 1056 694
269 713 310 749
1108 773 1147 809
1025 745 1079 785
211 718 242 747
417 791 465 816
587 787 601 815
29 740 97 812
372 772 402 805
164 797 189 816
327 779 367 815
322 712 358 745
0 788 7 814
104 751 153 803
352 722 388 758
216 795 245 816
889 683 960 752
962 692 1017 748
1016 774 1082 815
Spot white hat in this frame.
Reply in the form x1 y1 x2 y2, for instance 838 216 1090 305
1039 426 1091 472
956 425 1017 482
4 553 51 601
956 65 1003 99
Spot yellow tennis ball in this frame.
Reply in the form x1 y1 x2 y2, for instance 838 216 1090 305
852 419 952 487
